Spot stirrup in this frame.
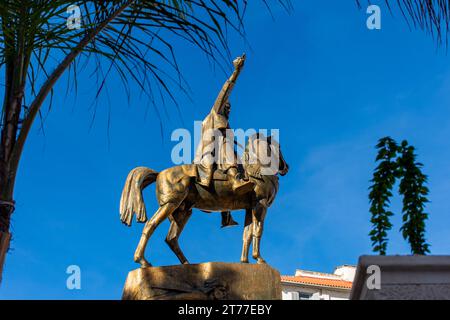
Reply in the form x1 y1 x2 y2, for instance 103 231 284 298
232 179 254 195
221 213 239 228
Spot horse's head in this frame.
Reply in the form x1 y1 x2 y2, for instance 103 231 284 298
243 133 289 177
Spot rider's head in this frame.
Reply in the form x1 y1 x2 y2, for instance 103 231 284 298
222 101 231 118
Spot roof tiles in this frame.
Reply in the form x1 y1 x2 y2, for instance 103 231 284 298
281 275 353 289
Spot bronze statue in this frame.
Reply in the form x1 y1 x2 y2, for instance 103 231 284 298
194 55 251 228
194 55 253 195
119 56 289 268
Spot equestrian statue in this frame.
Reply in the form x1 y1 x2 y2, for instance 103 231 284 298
119 55 289 268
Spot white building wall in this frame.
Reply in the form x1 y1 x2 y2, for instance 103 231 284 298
333 265 356 282
281 265 355 300
281 283 350 300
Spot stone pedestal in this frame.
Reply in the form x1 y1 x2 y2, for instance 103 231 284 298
350 255 450 300
122 262 282 300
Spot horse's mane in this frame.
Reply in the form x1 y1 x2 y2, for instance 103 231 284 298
242 133 274 178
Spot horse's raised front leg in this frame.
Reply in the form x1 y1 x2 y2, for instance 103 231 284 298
240 208 253 263
134 202 179 268
252 201 268 264
166 208 193 264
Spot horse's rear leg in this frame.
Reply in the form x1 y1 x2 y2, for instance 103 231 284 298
252 202 268 264
134 203 178 268
240 209 253 263
166 208 192 264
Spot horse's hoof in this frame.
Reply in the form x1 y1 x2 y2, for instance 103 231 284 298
135 256 152 268
182 261 190 265
140 260 152 268
240 259 249 264
256 258 266 265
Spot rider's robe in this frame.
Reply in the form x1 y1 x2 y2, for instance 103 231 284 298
193 105 236 187
193 57 244 187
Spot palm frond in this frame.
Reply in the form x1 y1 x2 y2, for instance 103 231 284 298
357 0 450 44
0 0 291 180
0 1 291 124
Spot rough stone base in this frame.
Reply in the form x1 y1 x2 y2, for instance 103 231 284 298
351 255 450 300
122 262 282 300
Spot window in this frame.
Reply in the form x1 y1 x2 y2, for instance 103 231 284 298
298 292 313 300
288 291 313 300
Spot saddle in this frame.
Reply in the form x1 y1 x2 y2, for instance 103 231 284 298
180 164 234 182
212 164 249 181
213 170 228 181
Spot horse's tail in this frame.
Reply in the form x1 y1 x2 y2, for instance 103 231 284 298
119 167 159 226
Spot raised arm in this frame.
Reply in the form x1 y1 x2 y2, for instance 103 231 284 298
212 54 246 114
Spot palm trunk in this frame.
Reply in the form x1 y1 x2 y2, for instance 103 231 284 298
0 163 14 283
0 95 21 282
0 0 135 282
0 15 26 279
0 70 23 283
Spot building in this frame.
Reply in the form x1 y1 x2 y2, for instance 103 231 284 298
281 265 355 300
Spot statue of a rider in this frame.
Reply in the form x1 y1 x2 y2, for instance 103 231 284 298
194 55 254 228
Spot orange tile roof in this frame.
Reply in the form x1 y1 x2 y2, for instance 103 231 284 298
281 275 353 289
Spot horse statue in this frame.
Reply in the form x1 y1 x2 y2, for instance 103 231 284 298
119 133 289 268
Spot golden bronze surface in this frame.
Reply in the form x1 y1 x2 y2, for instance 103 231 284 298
119 56 289 268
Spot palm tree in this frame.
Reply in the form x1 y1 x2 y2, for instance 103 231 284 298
0 0 293 282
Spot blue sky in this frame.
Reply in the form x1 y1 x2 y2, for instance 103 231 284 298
2 1 450 299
